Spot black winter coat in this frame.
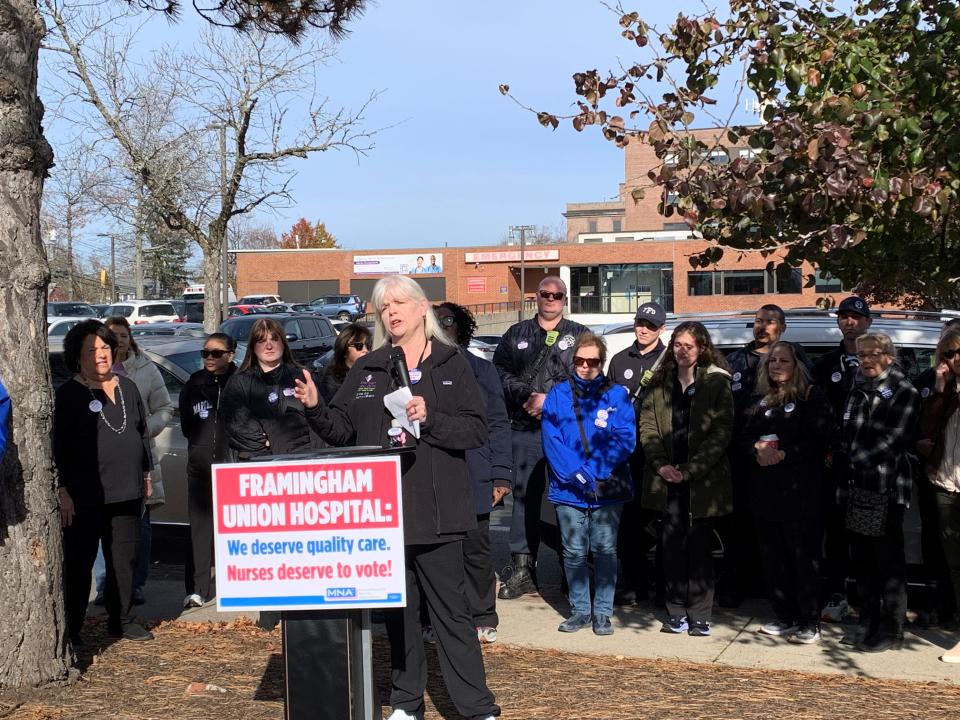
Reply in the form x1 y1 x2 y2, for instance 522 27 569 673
464 351 513 515
221 362 317 460
307 341 488 544
737 385 834 520
179 364 236 469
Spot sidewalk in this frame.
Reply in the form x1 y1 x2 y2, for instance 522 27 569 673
102 563 960 687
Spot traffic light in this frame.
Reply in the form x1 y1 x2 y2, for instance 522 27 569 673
99 269 107 287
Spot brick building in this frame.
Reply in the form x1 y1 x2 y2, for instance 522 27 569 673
235 127 842 315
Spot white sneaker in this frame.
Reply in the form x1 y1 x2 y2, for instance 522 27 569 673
477 626 498 643
759 620 800 636
821 594 849 623
183 593 204 609
386 709 419 720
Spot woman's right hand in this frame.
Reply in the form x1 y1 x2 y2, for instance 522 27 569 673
293 369 320 409
658 465 683 483
58 488 75 527
935 362 951 393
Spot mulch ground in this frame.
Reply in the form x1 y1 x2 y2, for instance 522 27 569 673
1 618 959 719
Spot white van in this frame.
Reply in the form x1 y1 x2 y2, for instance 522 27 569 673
182 284 237 303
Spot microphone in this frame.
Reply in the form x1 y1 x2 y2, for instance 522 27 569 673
389 346 412 389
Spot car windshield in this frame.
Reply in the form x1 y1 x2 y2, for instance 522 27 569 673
164 350 205 376
49 303 96 317
104 305 134 317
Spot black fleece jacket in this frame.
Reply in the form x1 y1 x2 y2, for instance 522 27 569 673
179 364 236 469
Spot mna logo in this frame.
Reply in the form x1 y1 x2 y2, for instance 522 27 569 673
326 587 358 599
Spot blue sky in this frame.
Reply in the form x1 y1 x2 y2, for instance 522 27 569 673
42 1 757 256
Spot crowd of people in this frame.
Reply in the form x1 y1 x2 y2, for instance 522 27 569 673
46 273 960 719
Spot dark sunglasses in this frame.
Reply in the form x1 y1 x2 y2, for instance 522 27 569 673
539 290 565 301
943 349 960 361
438 315 456 327
200 348 230 359
573 356 601 368
350 342 371 352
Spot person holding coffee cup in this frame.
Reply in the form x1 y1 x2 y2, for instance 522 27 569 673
738 341 834 644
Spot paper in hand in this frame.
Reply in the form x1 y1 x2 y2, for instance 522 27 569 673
383 387 420 439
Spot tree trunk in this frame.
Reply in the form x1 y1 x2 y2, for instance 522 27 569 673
201 235 224 333
0 0 73 688
65 205 75 298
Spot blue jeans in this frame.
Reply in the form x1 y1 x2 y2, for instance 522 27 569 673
96 506 150 592
555 503 623 617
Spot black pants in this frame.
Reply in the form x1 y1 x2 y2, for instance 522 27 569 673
616 455 660 596
385 541 499 720
920 480 957 617
717 471 762 599
184 463 214 599
508 429 547 557
63 498 141 635
463 515 498 628
661 484 716 623
821 466 851 600
935 490 960 609
850 503 907 635
755 516 822 626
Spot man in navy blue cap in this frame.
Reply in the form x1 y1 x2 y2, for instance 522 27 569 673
608 301 668 605
812 295 872 623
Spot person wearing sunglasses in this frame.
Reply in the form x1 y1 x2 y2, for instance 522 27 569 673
916 329 960 662
639 321 734 637
493 275 589 601
178 332 237 609
319 323 372 403
541 332 635 636
841 332 920 651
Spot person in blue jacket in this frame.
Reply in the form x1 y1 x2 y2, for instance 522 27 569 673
434 303 513 643
541 331 635 636
0 377 10 463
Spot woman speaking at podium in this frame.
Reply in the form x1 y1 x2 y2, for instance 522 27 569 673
294 275 500 720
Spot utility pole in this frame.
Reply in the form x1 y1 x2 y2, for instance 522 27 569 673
219 124 229 322
96 232 117 302
510 225 534 322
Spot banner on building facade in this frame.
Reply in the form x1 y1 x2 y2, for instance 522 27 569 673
353 253 444 275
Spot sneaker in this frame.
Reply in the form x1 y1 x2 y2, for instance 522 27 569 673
840 624 869 646
759 620 800 636
386 709 421 720
92 591 105 607
132 587 146 606
688 620 711 636
477 626 498 643
592 615 613 636
109 622 153 642
859 630 904 653
183 593 204 609
421 625 436 644
821 593 849 623
660 615 689 634
788 625 821 644
558 613 593 633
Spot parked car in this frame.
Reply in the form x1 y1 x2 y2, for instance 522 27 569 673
103 300 180 324
47 318 84 338
473 334 502 347
48 301 98 318
238 293 282 305
48 336 245 526
467 338 496 363
220 312 337 366
310 294 365 321
264 302 314 314
91 304 111 318
131 322 206 338
227 304 275 317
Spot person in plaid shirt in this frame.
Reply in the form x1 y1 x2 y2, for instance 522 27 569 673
841 332 920 652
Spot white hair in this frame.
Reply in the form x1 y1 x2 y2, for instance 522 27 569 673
370 275 454 349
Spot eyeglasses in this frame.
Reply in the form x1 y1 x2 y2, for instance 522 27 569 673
943 349 960 361
539 290 565 301
200 349 230 359
438 315 456 327
573 356 601 368
350 342 370 352
856 351 888 360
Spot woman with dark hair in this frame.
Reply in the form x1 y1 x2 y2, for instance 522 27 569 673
639 321 734 637
101 315 175 604
294 275 499 720
433 302 512 643
55 320 154 644
221 317 317 459
179 332 237 608
319 323 371 403
739 341 834 644
541 331 635 636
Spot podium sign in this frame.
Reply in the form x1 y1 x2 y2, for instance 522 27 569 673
212 455 406 611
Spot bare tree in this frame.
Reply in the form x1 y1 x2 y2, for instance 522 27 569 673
0 0 366 689
43 2 376 330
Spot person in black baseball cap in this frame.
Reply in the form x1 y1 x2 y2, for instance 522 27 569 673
811 295 873 623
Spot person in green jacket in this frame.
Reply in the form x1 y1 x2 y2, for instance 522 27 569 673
639 321 734 636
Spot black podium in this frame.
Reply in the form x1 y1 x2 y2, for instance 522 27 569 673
264 445 408 720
